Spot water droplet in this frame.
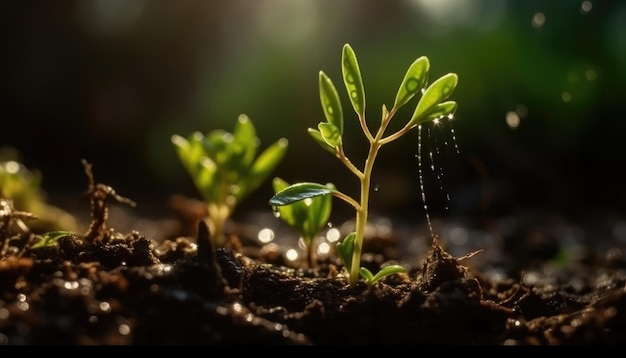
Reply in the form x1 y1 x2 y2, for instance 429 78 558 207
417 125 434 238
272 206 281 218
373 184 379 192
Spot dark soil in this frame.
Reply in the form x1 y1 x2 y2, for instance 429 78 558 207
1 168 626 345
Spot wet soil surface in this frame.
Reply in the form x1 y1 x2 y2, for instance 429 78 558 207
1 203 626 345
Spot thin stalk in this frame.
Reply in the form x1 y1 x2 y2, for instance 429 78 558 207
349 141 381 285
348 109 396 286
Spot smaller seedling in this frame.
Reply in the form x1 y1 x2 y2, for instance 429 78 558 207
270 44 458 286
0 152 77 232
172 114 288 246
272 177 333 268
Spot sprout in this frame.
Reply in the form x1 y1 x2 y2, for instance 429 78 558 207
172 114 288 246
271 178 333 268
270 44 458 286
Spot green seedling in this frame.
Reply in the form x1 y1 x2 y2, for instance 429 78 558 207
0 152 78 233
272 177 333 268
270 43 458 286
172 114 288 246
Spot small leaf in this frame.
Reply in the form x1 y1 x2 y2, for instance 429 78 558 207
30 231 77 249
204 129 233 167
319 71 343 134
336 232 356 271
409 73 458 127
341 44 365 117
359 267 374 282
420 101 457 124
232 114 259 169
318 122 342 148
381 104 389 123
272 178 333 244
370 265 406 284
239 138 288 201
305 182 334 237
269 182 336 206
307 128 336 154
196 157 219 203
171 132 206 174
393 56 430 109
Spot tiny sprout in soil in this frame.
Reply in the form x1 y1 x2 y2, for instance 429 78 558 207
172 114 288 247
270 43 458 287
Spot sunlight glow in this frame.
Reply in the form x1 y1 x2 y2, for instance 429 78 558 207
255 0 319 46
258 228 275 243
409 0 506 32
532 12 546 29
317 241 331 255
561 91 572 102
506 111 520 129
326 228 341 243
285 249 299 261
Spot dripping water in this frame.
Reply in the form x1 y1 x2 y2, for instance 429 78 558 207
416 116 461 237
417 124 434 237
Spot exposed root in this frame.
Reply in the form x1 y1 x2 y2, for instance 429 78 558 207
81 159 136 243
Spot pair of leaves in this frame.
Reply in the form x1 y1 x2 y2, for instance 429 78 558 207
309 44 365 153
336 232 406 286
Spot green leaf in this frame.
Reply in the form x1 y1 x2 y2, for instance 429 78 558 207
304 182 334 237
359 267 374 282
307 128 336 154
409 73 458 127
318 122 342 149
370 265 406 284
272 177 299 228
30 231 77 249
196 157 219 203
272 178 333 244
171 132 206 175
231 114 259 170
239 138 288 201
269 182 336 206
341 44 365 117
381 104 389 123
393 56 430 109
359 264 406 286
421 101 457 124
319 71 343 134
336 232 356 271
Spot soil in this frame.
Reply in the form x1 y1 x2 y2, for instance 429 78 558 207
1 164 626 345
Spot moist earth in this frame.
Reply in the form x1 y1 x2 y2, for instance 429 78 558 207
1 211 625 345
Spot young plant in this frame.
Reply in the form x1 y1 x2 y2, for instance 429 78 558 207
269 43 458 286
0 153 78 233
272 177 333 268
172 114 288 246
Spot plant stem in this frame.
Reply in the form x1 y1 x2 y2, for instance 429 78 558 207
350 141 382 285
349 109 396 286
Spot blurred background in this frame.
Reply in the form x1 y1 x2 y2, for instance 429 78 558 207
2 0 625 236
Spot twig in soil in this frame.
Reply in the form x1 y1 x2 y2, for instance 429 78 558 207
81 159 136 243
